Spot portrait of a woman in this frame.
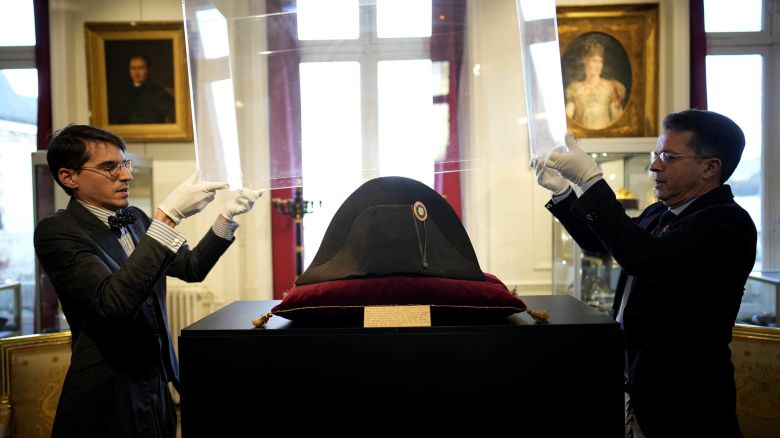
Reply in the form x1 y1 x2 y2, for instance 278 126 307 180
562 33 632 130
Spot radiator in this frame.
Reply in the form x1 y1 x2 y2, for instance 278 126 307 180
166 284 215 357
166 284 215 404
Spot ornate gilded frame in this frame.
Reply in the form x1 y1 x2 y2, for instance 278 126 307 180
731 324 780 433
557 4 658 138
84 22 193 142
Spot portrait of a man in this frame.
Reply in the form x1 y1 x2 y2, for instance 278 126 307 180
85 22 193 141
105 40 176 125
561 32 632 130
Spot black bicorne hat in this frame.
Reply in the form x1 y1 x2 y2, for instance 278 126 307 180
296 176 484 285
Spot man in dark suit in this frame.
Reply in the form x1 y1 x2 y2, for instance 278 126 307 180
535 110 756 437
34 124 262 437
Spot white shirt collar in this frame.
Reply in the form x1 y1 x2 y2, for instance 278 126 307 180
77 200 116 229
669 197 697 216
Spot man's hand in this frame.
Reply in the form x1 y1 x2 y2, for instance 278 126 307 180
545 132 602 186
219 188 264 221
532 158 570 196
158 169 229 225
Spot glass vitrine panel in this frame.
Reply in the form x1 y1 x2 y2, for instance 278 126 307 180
552 151 654 314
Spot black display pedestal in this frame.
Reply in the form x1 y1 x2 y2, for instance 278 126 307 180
180 295 624 436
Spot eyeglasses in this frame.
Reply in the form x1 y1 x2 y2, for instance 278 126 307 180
76 160 134 178
650 151 712 165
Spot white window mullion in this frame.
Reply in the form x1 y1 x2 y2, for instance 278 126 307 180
361 53 379 180
765 35 780 267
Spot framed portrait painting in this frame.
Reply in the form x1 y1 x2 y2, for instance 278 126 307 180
85 22 193 142
557 4 658 138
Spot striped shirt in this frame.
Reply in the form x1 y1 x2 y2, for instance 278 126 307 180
77 201 238 256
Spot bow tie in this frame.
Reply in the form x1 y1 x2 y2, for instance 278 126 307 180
108 211 137 231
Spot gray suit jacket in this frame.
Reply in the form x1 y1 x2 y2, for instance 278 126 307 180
34 198 233 437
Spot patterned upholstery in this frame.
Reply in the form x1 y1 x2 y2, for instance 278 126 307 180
0 332 71 438
731 325 780 438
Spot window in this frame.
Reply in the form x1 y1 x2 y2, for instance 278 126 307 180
299 61 363 258
705 55 763 265
296 1 444 268
376 0 432 38
705 0 779 270
297 0 359 40
703 0 763 32
0 0 36 46
0 0 37 336
705 0 780 326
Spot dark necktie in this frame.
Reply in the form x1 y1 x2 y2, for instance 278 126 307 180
108 210 137 231
653 209 675 236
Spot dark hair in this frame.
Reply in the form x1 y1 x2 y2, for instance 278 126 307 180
581 36 605 60
662 109 745 184
47 124 126 195
129 53 151 68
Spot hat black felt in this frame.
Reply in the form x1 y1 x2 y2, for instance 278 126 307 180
296 176 484 285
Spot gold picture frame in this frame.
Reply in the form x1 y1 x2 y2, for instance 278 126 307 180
85 22 193 142
557 4 658 138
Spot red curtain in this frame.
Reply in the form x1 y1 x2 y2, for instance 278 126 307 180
267 0 302 299
34 0 52 149
432 0 466 218
689 0 708 109
32 0 58 332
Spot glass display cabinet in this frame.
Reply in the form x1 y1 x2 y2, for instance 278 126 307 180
0 281 22 337
552 145 655 314
738 271 779 327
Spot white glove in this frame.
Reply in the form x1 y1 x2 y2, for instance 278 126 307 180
158 169 229 225
545 132 602 186
219 188 264 220
532 158 570 197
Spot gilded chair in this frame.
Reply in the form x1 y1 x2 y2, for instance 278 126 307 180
731 325 780 438
0 332 71 438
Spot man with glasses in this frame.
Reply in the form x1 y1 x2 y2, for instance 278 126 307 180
534 110 756 437
34 124 262 437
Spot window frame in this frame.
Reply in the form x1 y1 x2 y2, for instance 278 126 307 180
705 0 774 46
0 0 36 69
297 3 431 177
295 1 441 269
0 46 36 69
706 0 780 267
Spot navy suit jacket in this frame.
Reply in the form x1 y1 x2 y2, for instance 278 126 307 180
34 198 233 437
547 180 755 436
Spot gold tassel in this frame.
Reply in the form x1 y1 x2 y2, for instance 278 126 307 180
252 312 273 328
525 308 549 324
509 286 548 323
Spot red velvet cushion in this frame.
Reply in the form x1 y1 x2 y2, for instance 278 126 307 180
271 273 526 324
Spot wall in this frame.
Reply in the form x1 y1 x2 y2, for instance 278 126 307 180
48 0 274 304
47 0 690 300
